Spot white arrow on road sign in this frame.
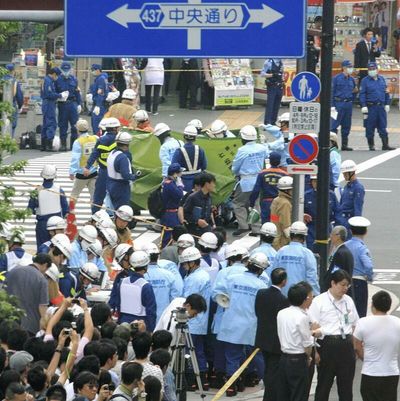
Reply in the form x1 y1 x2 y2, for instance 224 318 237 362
287 164 318 175
248 4 283 29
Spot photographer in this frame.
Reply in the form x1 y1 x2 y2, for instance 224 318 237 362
112 362 145 401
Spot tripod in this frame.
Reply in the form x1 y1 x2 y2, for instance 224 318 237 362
170 321 205 401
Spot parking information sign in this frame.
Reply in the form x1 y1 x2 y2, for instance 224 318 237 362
289 102 321 134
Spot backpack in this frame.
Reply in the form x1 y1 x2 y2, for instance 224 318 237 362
147 185 165 219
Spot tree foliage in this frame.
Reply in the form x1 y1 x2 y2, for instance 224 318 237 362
0 22 20 45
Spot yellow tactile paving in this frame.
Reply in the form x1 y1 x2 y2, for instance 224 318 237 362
209 110 264 130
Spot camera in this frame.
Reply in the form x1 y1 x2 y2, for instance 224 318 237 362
64 328 72 335
130 322 140 338
174 307 189 324
71 299 80 305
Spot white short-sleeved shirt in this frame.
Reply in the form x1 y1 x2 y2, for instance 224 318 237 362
353 315 400 376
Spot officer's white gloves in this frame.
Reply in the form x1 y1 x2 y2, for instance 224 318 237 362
331 107 337 112
93 106 100 116
86 93 93 103
106 91 120 102
361 107 368 114
385 105 390 113
77 105 82 114
59 91 69 102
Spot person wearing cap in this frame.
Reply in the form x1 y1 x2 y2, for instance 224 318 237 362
249 151 288 224
3 63 24 137
54 62 82 151
272 221 320 296
252 222 278 266
84 118 119 213
113 205 134 245
0 227 32 273
90 64 109 134
172 125 207 192
6 253 52 334
160 163 185 247
69 119 98 204
40 67 65 152
9 350 34 380
331 60 357 151
344 216 373 318
38 216 67 254
232 125 269 236
133 110 153 133
105 89 138 128
360 61 395 151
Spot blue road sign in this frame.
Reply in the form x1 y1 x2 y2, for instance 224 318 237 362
291 72 321 102
288 134 319 164
65 0 306 58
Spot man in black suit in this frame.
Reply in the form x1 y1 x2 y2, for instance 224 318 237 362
255 268 289 401
354 28 381 83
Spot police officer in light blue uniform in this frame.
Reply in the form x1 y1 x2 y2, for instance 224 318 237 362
214 252 268 396
90 64 109 134
345 216 373 318
272 221 320 296
331 60 357 151
329 132 341 190
339 160 365 230
55 62 81 151
232 125 269 236
142 243 182 323
4 64 24 138
360 62 395 151
251 222 278 268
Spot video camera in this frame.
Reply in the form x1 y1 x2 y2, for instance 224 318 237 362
173 307 190 324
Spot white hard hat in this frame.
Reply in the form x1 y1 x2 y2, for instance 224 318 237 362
79 225 98 243
45 264 60 282
177 234 195 249
179 247 202 263
290 221 308 235
183 125 198 137
130 250 150 268
341 159 357 173
7 227 25 244
51 234 72 259
248 252 270 269
99 227 118 248
188 119 203 129
92 210 115 229
153 123 170 137
240 125 257 141
114 243 133 263
79 262 99 282
210 120 227 135
41 165 57 180
142 242 160 255
116 131 132 145
104 117 121 128
260 222 278 237
330 132 338 143
278 112 290 122
348 216 371 228
134 109 149 122
122 89 136 100
225 244 248 259
198 232 218 250
99 118 111 130
115 205 134 222
0 222 12 239
277 176 293 190
46 216 66 231
76 119 89 132
87 239 103 258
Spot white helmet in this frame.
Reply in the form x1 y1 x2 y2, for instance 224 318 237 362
79 225 98 244
104 117 121 128
41 165 57 180
51 234 72 259
45 264 60 282
114 243 133 263
99 118 111 131
99 227 118 248
92 210 115 229
142 243 160 255
260 222 278 237
341 160 357 173
277 176 293 190
198 232 218 250
179 247 202 263
130 250 150 269
116 132 132 145
87 239 103 258
210 120 227 137
115 205 134 222
278 112 290 123
290 221 308 235
122 89 136 100
153 123 170 137
134 109 149 122
183 125 198 138
330 132 338 143
248 252 270 270
177 234 195 249
79 262 99 282
348 216 371 228
0 222 12 239
46 216 67 231
188 119 203 129
240 125 257 141
225 244 248 259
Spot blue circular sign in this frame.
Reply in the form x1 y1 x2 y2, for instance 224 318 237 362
291 72 321 102
288 134 319 164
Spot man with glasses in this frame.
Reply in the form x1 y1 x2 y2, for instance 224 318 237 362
5 383 31 401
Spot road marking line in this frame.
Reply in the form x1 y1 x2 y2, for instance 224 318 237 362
374 269 400 272
365 189 392 193
359 177 400 181
372 281 400 285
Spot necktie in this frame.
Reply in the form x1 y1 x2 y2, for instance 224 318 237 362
382 12 385 22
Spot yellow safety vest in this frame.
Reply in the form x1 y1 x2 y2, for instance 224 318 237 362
97 142 117 167
78 135 98 168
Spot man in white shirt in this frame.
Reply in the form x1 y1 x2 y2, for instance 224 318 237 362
277 281 314 401
353 290 400 401
309 269 359 401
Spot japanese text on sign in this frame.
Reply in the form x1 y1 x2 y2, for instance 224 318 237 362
289 102 321 134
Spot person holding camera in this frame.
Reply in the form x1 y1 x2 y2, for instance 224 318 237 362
111 361 146 401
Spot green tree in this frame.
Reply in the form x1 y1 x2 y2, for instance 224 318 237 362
0 22 20 45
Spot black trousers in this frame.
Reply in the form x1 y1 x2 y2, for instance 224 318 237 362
353 278 368 318
315 336 355 401
179 80 198 108
360 374 399 401
262 351 281 401
145 85 162 113
277 353 308 401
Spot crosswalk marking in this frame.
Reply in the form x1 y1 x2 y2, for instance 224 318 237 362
0 152 153 248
